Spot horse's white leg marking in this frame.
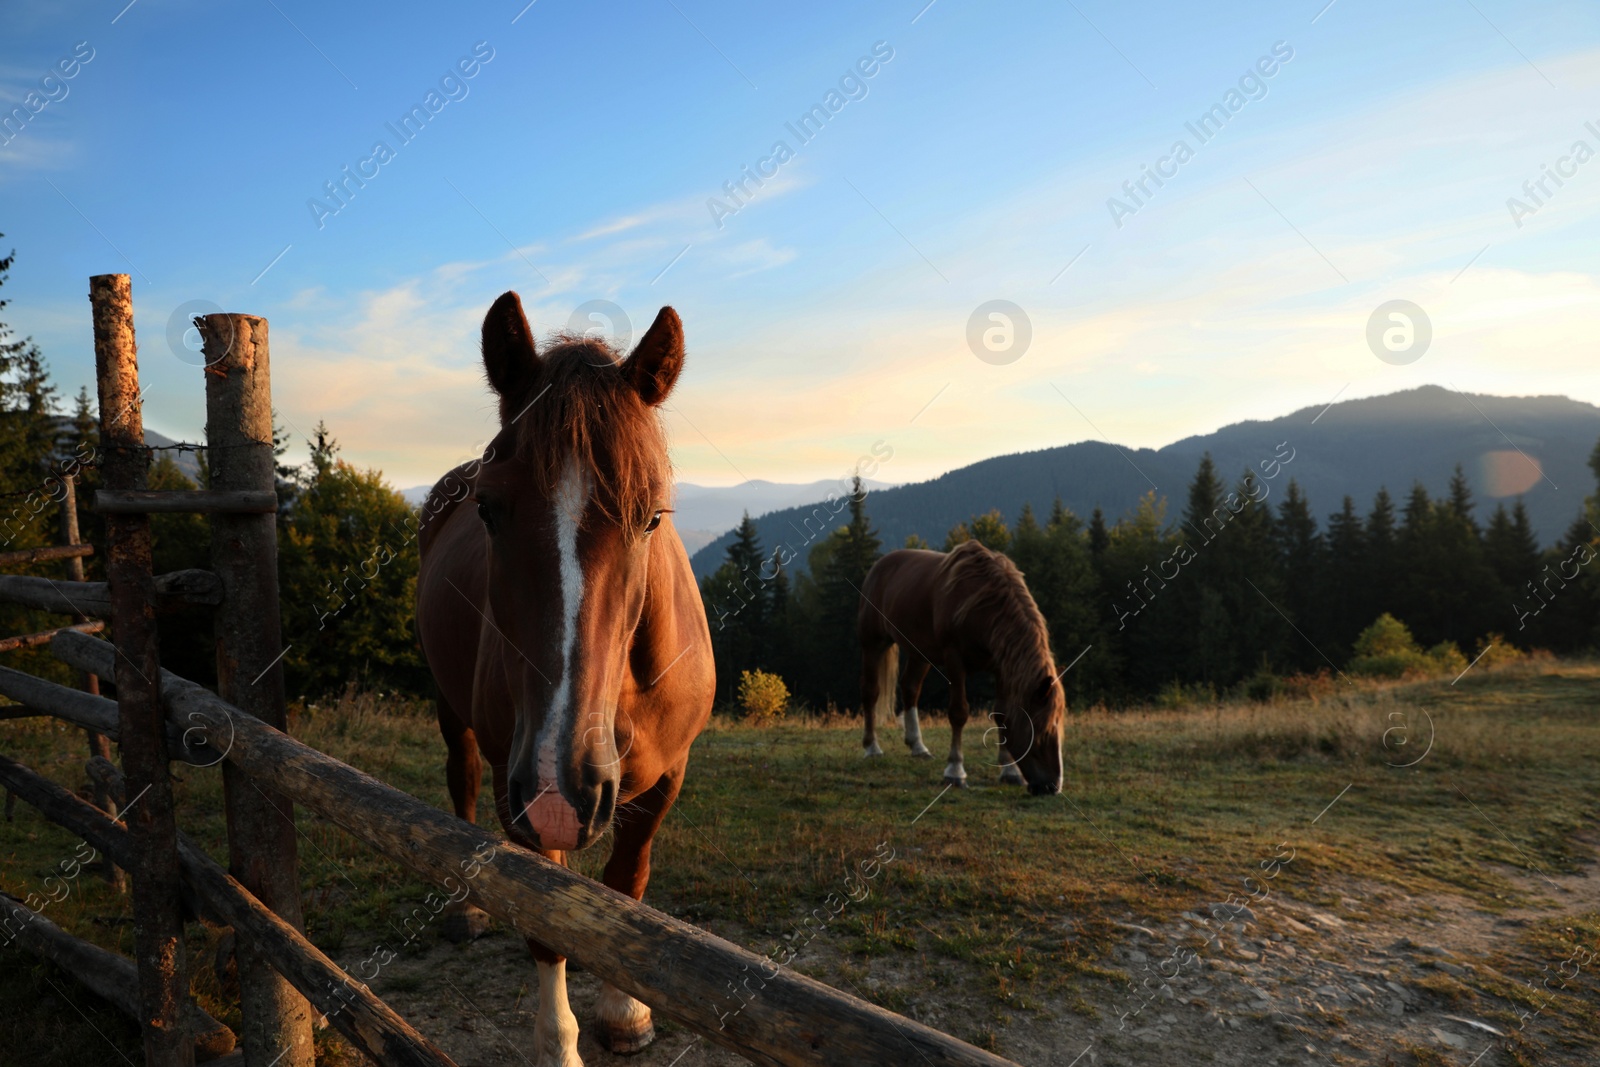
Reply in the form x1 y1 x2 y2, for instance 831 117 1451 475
596 982 654 1052
903 706 932 757
863 737 884 757
534 960 582 1067
943 727 967 786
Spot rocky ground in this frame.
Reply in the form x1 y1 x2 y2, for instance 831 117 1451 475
341 838 1599 1067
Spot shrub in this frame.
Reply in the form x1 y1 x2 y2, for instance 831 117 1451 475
1155 679 1217 709
737 669 789 724
1425 641 1468 677
1473 634 1525 670
1347 614 1469 679
1347 614 1428 677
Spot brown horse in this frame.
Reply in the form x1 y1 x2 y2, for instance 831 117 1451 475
416 291 714 1066
857 541 1064 794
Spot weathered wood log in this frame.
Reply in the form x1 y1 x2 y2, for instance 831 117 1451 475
0 543 94 567
0 891 235 1060
0 753 135 870
52 631 1023 1067
0 665 216 764
0 569 222 616
0 752 456 1067
0 620 105 654
92 271 194 1067
175 836 457 1067
201 311 314 1067
61 477 119 867
94 490 278 515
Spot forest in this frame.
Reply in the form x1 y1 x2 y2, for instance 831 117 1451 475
698 456 1597 712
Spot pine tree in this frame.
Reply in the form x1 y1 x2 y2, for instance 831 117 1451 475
1101 491 1180 693
1446 464 1479 534
1396 481 1498 647
1274 480 1320 664
805 476 883 707
1087 506 1109 560
1322 496 1365 657
278 428 425 697
1181 454 1226 547
1485 502 1540 605
1363 488 1398 623
0 238 61 548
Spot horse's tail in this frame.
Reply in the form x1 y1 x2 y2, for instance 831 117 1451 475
870 643 899 727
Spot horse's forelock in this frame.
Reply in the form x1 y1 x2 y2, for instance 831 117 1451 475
510 338 671 529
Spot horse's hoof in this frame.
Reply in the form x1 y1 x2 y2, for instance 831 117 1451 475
999 775 1025 787
909 749 934 759
942 776 968 788
600 1019 656 1055
441 904 491 943
863 743 884 758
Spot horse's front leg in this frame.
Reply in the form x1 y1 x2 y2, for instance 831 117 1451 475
997 736 1027 786
593 765 685 1053
493 766 584 1066
528 931 583 1067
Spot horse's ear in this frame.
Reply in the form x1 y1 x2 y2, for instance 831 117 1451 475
482 291 539 415
622 307 684 406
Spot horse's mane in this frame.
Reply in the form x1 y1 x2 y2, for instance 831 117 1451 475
939 540 1056 696
509 334 671 530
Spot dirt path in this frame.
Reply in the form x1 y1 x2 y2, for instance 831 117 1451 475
344 841 1600 1066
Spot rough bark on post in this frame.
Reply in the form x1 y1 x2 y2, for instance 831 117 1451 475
90 272 195 1067
198 312 314 1067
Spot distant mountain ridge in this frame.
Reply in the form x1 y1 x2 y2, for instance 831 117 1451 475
690 386 1600 578
399 476 898 558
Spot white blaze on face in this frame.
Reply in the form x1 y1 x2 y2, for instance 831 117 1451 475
537 463 589 791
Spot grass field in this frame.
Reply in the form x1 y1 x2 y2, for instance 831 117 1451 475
1 659 1597 1065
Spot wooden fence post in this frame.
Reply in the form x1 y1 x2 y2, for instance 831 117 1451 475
198 312 314 1067
62 471 124 891
89 273 194 1067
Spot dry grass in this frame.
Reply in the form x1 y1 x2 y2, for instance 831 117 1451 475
0 660 1596 1064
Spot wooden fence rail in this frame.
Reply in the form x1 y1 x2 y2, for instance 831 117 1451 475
0 569 221 617
53 630 1020 1067
0 275 1022 1067
0 753 458 1067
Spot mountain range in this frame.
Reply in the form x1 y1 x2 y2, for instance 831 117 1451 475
398 477 899 557
688 386 1600 579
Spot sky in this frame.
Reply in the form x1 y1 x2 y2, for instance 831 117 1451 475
2 0 1599 493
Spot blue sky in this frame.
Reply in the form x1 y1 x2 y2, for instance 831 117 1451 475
3 0 1599 494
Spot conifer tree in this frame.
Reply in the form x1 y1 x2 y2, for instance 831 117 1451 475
1322 496 1365 656
1274 480 1320 663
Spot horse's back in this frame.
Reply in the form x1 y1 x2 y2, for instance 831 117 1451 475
859 548 945 649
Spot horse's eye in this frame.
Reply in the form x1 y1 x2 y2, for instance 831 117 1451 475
476 501 496 530
645 511 664 533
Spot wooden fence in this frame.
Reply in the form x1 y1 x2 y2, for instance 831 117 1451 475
0 275 1022 1067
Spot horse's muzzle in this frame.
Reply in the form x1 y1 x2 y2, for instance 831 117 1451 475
1027 777 1062 796
512 775 618 851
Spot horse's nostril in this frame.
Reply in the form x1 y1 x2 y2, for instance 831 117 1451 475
595 778 617 828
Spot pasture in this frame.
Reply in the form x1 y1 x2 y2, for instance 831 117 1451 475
1 660 1597 1066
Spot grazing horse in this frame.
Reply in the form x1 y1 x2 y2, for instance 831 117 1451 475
857 541 1064 794
416 291 714 1067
